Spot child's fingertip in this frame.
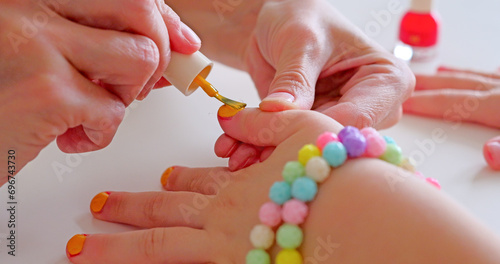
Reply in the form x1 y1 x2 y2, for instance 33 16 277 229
217 105 243 120
66 234 88 258
90 192 111 214
484 140 500 170
161 166 176 187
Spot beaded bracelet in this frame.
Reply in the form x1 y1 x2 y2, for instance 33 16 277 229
246 126 440 264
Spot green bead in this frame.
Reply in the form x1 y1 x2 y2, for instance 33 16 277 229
246 249 271 264
380 144 403 165
282 161 305 183
276 224 303 249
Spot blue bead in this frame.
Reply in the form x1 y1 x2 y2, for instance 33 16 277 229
269 181 292 205
322 142 347 167
338 126 360 142
383 135 396 145
342 134 367 158
291 177 318 202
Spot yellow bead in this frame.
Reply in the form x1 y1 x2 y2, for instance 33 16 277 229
275 249 303 264
298 144 321 165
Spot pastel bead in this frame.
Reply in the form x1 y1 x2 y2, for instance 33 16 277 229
250 225 275 249
305 156 331 183
282 161 305 184
414 171 425 180
322 142 347 167
383 135 396 145
275 249 303 264
282 199 309 225
259 202 282 227
269 181 292 205
399 157 416 172
316 132 339 151
341 133 367 158
380 144 403 165
338 126 360 142
276 224 303 249
291 177 318 202
426 177 441 190
361 128 387 157
298 144 321 165
246 249 271 264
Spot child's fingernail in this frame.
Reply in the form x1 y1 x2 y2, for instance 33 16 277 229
218 105 242 120
90 192 110 213
66 234 87 257
484 141 500 170
161 166 176 186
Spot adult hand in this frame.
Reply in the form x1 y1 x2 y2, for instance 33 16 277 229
403 67 500 170
0 0 201 181
245 0 415 129
169 0 414 129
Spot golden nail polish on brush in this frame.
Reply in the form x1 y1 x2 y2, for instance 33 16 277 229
163 51 246 110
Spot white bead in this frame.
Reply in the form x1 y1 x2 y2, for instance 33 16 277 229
305 156 331 183
250 224 275 249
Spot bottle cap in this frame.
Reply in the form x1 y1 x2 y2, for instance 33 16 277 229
410 0 434 13
163 51 213 96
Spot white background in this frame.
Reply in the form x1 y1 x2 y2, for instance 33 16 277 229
1 0 499 263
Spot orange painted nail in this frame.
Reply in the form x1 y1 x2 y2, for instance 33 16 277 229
161 166 175 186
218 105 242 119
66 234 87 257
90 192 110 213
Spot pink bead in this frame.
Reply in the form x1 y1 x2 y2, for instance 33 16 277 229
414 171 425 180
282 199 309 225
316 132 339 151
360 128 386 157
426 178 441 190
259 202 282 227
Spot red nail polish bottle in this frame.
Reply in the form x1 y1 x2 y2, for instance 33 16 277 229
394 0 440 71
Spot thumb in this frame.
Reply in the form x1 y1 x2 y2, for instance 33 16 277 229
259 41 324 112
217 107 341 147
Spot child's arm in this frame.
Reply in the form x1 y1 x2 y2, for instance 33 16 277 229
65 108 500 263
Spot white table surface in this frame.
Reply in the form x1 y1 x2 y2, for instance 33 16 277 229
1 0 500 263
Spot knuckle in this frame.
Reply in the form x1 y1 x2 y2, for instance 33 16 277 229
143 193 166 224
134 37 160 75
141 228 167 262
124 0 156 15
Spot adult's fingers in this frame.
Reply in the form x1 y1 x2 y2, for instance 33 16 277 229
90 191 208 228
52 0 200 93
163 166 233 195
403 89 500 128
438 66 500 80
67 228 213 264
321 59 414 129
57 22 160 105
55 67 126 153
415 73 500 91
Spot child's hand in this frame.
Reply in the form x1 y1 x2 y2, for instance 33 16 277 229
403 67 500 170
67 108 343 263
68 108 500 263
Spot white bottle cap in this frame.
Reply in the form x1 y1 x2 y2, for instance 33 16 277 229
410 0 434 13
163 51 214 96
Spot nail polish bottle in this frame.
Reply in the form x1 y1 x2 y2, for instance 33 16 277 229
393 0 440 73
163 51 214 96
